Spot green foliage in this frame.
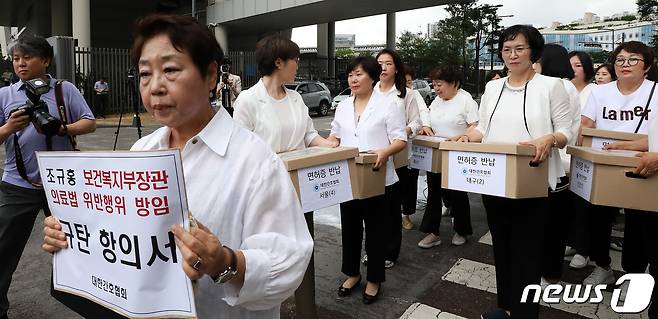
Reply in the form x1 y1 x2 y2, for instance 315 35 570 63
396 0 501 92
637 0 658 21
335 48 355 58
590 51 611 64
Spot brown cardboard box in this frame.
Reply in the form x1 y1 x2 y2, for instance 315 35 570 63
393 146 409 169
581 128 646 148
567 146 658 212
410 136 445 173
353 153 386 199
278 147 359 210
439 142 548 199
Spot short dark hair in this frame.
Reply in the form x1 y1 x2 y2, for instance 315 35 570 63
346 56 381 87
131 14 224 78
403 65 415 78
485 70 503 82
611 41 654 71
568 51 595 82
540 44 574 79
498 25 544 63
430 65 462 88
595 63 617 81
376 49 407 98
10 34 54 62
255 35 300 76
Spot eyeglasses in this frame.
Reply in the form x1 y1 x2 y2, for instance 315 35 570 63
501 47 530 56
614 57 644 66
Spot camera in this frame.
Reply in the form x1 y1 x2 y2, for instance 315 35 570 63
9 78 62 136
220 63 230 84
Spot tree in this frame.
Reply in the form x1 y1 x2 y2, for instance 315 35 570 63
590 51 611 64
335 48 355 58
637 0 658 21
637 0 658 52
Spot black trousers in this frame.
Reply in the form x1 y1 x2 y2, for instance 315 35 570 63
587 204 617 268
541 176 571 280
0 182 49 318
568 196 591 256
482 195 546 319
620 210 658 318
385 182 403 262
401 167 420 216
94 94 108 117
419 172 472 236
340 193 387 283
295 212 317 319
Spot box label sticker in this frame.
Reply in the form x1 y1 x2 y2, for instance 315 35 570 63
447 151 506 197
570 157 594 201
410 145 433 172
297 160 353 212
591 137 618 150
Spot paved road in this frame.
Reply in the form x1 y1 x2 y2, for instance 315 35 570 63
5 113 640 319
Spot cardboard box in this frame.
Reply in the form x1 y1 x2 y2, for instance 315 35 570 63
353 153 386 199
567 146 658 212
393 146 409 169
278 146 359 211
439 142 549 199
581 128 646 149
410 135 446 173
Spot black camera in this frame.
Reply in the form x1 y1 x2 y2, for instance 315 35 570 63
9 78 62 136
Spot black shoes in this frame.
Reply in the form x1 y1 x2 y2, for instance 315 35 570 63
362 284 381 305
480 309 511 319
337 275 361 297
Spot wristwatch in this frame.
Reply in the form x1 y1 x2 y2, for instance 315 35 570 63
212 246 238 284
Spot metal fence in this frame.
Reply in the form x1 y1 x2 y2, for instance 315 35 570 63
75 47 140 115
71 48 355 115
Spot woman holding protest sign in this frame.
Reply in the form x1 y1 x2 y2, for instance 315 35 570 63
232 34 337 319
458 25 573 319
42 14 313 319
327 55 407 304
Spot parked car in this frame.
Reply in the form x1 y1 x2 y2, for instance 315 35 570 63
412 79 432 106
332 87 351 109
285 81 333 116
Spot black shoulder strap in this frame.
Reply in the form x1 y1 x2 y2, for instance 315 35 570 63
13 134 42 187
55 80 79 150
635 81 656 134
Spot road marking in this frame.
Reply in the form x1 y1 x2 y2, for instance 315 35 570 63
441 258 648 319
399 303 467 319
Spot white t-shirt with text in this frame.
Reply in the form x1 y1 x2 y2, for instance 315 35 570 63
582 80 657 133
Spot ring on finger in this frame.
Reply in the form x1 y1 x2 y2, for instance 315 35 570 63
192 256 203 271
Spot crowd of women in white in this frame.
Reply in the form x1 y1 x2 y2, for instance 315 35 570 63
41 16 658 319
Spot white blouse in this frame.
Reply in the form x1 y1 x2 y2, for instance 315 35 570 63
233 79 319 153
428 92 479 138
558 79 582 174
414 89 431 127
374 82 421 139
330 92 407 186
476 74 573 190
578 83 596 111
131 108 313 319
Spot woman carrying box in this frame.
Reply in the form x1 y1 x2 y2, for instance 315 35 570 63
416 65 477 249
232 35 337 319
327 56 407 305
533 44 582 286
580 41 658 290
459 25 573 319
604 117 658 318
374 49 421 269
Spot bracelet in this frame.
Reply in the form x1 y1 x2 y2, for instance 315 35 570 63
462 134 469 142
551 134 558 147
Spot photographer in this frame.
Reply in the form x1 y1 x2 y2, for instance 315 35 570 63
215 58 241 107
0 34 95 319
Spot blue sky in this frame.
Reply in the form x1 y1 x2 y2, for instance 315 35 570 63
291 0 638 47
